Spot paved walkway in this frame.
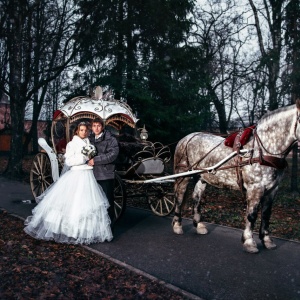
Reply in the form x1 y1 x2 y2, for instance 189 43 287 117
1 176 300 300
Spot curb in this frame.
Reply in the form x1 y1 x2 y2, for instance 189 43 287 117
82 245 204 300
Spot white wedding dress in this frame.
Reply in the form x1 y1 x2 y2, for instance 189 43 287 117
24 135 113 244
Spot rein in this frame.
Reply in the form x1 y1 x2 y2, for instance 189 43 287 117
253 130 297 158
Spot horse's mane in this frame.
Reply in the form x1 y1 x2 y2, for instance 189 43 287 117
257 104 295 126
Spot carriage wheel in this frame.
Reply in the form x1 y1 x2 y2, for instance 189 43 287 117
114 173 126 220
30 153 53 198
147 182 175 216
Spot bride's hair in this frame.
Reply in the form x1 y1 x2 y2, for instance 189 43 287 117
74 122 89 135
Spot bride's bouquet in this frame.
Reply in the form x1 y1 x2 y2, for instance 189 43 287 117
81 144 97 159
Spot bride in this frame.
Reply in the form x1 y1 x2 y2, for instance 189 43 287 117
24 122 113 244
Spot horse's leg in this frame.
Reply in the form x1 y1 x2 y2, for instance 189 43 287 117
242 186 263 253
172 177 190 234
259 188 277 250
192 179 208 234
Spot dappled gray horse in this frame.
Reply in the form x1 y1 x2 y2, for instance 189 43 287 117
173 101 300 253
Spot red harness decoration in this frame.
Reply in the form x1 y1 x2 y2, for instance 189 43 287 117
224 125 256 148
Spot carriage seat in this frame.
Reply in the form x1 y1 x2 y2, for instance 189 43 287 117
116 138 168 177
118 144 166 176
122 157 165 177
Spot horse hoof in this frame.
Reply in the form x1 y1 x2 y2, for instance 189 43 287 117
196 222 208 235
173 222 183 235
243 238 259 253
262 236 277 250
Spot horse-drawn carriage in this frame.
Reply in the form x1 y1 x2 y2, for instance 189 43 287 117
30 86 175 220
30 85 299 253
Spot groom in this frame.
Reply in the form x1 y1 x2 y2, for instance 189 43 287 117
88 118 119 229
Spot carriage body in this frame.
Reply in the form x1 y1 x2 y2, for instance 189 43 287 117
30 87 175 220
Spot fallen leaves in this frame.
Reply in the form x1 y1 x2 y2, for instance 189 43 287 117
0 210 185 299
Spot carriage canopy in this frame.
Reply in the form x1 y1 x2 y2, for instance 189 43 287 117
51 86 139 154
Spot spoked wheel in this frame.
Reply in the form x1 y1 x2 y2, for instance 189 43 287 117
147 182 175 216
30 152 53 198
114 173 126 220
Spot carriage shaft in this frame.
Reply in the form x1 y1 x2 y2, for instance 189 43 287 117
143 149 251 183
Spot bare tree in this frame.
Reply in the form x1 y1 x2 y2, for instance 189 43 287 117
191 0 251 133
246 0 299 192
248 0 285 110
22 0 80 154
0 0 80 177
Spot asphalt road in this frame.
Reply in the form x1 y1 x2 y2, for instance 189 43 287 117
1 176 300 300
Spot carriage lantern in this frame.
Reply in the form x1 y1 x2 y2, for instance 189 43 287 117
139 125 148 141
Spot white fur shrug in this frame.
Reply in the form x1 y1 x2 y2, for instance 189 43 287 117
64 135 93 170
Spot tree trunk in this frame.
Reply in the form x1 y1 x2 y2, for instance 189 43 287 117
208 87 227 133
23 90 45 154
7 99 26 177
5 0 26 178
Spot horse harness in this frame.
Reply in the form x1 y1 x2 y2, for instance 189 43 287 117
176 120 299 194
232 127 292 192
